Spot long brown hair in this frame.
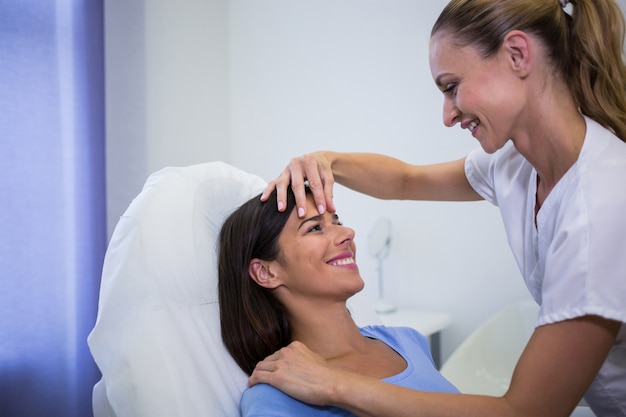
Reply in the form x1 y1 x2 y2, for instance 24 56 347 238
432 0 626 141
218 186 309 375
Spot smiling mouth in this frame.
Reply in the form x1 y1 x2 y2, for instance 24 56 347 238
467 119 479 134
327 257 356 266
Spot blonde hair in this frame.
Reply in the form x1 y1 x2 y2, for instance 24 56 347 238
432 0 626 142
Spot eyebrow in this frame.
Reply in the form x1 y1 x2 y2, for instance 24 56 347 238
297 213 340 231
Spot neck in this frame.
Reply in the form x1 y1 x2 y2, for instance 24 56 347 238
511 84 585 199
280 297 408 380
510 65 586 195
524 112 585 203
285 300 371 360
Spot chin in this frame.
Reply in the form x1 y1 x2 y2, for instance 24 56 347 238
479 139 507 154
344 280 365 297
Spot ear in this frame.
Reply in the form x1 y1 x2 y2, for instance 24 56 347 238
502 30 532 78
248 259 283 289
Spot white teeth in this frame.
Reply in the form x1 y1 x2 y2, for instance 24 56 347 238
329 257 355 266
468 120 479 131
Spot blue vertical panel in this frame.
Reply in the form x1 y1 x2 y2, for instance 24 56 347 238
0 1 105 416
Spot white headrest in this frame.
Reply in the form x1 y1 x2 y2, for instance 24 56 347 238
88 162 266 417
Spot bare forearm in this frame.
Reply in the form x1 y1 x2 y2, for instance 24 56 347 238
330 373 514 417
323 151 415 199
322 151 481 201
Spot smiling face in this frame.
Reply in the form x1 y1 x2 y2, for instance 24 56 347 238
429 32 527 153
271 196 364 302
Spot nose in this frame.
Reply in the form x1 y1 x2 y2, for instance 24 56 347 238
443 97 460 127
335 225 355 246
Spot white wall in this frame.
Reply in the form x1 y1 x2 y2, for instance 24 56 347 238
104 0 231 233
108 0 626 361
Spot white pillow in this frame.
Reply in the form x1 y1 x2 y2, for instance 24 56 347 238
88 162 265 417
88 161 380 417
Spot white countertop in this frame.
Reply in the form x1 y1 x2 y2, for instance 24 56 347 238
377 308 452 336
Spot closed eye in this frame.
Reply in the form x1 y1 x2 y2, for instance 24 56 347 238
443 83 457 96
